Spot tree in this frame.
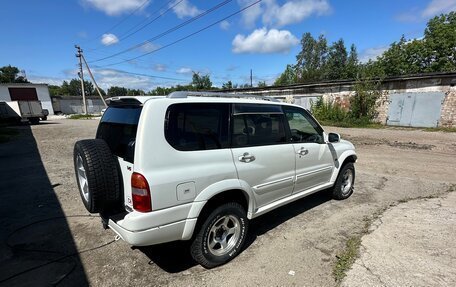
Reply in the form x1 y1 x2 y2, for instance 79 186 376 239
295 33 328 82
126 89 145 96
192 72 212 90
0 65 29 83
222 80 233 89
346 44 359 79
275 64 297 85
108 86 128 97
257 81 267 87
324 39 348 80
422 12 456 72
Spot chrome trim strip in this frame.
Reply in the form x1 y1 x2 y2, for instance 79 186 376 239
253 176 294 189
296 166 333 179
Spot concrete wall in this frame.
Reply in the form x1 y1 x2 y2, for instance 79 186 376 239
228 73 456 128
0 84 54 115
52 96 105 114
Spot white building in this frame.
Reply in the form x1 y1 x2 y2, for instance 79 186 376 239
0 83 54 115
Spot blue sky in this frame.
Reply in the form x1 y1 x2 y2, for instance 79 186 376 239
1 0 455 91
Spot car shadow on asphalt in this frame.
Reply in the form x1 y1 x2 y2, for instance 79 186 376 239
0 124 88 286
137 191 332 273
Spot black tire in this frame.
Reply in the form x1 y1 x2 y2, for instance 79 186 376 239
191 202 248 268
73 139 122 213
41 116 47 121
332 162 355 200
29 117 40 125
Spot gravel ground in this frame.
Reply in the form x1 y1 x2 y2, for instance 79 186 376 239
0 119 455 287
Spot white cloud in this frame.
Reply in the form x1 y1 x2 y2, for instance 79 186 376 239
93 68 185 91
238 0 263 27
81 0 149 16
101 33 119 46
359 46 388 63
422 0 456 17
263 0 331 27
153 64 167 72
138 41 160 52
232 28 299 54
220 20 230 30
238 0 331 28
170 0 201 19
28 75 66 86
397 0 456 22
176 67 193 75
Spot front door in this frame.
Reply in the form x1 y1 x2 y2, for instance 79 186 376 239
231 104 295 208
282 106 334 193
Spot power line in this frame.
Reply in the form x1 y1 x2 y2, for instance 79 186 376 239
87 0 180 51
116 0 185 43
100 69 189 81
84 0 151 46
88 0 234 63
99 0 263 68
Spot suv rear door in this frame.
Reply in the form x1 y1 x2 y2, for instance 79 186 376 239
96 100 142 211
282 106 334 193
230 103 295 208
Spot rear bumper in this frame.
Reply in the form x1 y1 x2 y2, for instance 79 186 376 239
108 218 197 246
106 201 204 246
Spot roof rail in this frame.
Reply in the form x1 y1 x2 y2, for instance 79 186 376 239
167 91 279 102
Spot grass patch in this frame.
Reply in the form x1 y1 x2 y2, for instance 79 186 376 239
68 114 98 120
319 119 384 129
333 236 362 283
0 127 19 143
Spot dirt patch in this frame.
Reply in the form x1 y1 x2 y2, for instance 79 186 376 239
343 136 436 150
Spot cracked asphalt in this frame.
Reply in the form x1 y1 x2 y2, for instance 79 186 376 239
1 120 455 286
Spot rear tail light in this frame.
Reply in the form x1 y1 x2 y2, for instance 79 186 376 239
131 172 152 212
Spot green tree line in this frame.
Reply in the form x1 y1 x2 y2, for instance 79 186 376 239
275 12 456 85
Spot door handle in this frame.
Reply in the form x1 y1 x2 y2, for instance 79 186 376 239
239 152 255 163
297 147 309 156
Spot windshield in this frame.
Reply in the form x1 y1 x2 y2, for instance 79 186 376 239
96 105 142 163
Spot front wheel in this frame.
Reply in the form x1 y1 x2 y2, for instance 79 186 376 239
191 202 248 268
332 162 355 200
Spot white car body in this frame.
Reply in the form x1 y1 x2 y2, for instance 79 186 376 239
100 94 356 246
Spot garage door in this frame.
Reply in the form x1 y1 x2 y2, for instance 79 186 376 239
8 88 38 101
387 92 445 128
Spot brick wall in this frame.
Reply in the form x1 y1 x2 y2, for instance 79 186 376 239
439 88 456 127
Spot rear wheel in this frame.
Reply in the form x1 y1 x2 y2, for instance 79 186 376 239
332 162 355 200
191 202 248 268
73 139 122 213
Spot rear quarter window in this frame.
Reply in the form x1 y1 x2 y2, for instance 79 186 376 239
165 103 229 151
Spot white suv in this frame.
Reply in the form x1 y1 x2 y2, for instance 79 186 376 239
74 91 357 268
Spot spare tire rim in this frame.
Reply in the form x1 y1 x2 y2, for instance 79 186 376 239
341 169 353 195
76 154 89 202
207 215 241 256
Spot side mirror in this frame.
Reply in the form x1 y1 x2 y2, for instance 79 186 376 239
328 133 340 143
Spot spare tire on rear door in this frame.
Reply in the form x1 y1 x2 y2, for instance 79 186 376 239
74 139 122 213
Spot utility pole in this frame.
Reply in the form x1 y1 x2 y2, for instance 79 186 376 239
75 45 87 115
81 54 107 108
250 69 253 87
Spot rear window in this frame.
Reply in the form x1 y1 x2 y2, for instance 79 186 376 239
96 106 142 162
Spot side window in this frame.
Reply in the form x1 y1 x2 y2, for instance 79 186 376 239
165 103 229 151
283 106 324 144
231 105 287 147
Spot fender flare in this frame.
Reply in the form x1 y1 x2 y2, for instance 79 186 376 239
330 150 357 182
181 179 255 240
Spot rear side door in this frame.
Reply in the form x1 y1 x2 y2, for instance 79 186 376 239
231 103 295 208
96 102 143 210
282 106 334 193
